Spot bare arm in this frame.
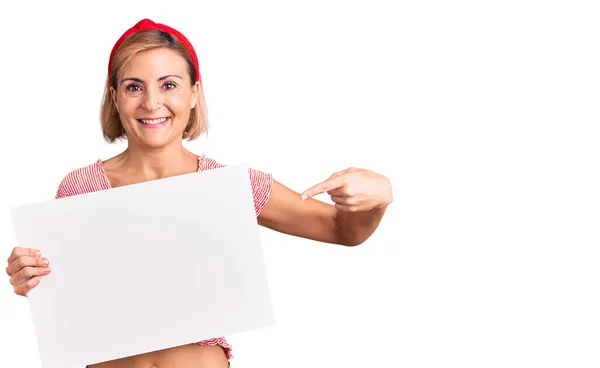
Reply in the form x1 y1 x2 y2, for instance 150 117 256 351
333 204 389 246
258 168 393 246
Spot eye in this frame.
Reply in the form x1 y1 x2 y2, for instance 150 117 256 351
125 84 142 93
163 82 177 91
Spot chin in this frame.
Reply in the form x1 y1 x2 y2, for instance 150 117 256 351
130 131 179 149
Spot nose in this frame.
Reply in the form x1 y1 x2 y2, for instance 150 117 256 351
140 89 163 111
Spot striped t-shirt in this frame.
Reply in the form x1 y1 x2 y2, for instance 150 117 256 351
54 153 274 360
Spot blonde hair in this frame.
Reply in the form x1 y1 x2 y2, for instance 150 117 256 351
100 30 208 143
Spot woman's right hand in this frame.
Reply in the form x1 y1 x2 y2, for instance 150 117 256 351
5 247 52 297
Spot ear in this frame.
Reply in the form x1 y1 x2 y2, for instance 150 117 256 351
190 82 199 110
110 86 119 112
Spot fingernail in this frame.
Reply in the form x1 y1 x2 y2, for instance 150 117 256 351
34 251 41 257
41 258 49 266
301 194 307 200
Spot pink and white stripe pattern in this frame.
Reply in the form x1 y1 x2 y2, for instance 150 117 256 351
53 154 274 360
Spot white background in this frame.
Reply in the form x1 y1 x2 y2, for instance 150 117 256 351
0 1 598 367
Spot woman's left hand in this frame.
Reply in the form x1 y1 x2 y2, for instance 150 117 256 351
301 167 393 212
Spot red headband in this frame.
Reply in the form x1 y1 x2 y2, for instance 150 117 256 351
108 18 201 82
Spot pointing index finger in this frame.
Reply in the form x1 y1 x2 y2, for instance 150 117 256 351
301 176 345 200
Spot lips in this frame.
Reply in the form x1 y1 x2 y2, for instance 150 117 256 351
138 117 170 125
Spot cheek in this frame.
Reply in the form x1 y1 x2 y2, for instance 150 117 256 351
118 99 140 118
166 93 193 113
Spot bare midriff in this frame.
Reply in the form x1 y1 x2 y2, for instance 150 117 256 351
87 344 228 368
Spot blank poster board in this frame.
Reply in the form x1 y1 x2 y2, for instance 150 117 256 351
10 164 275 368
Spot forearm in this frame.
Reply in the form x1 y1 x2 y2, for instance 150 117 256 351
334 204 388 246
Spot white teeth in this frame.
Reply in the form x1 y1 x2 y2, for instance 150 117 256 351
140 117 168 125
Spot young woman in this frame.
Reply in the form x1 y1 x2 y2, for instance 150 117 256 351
5 19 393 368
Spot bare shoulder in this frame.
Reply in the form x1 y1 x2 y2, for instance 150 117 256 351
97 153 128 187
97 152 129 174
98 154 121 170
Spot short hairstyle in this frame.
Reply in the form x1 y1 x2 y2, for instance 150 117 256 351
100 30 208 143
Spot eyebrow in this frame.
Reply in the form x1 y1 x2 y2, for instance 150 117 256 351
120 74 184 85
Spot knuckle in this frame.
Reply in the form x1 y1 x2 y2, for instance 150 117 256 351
22 267 34 278
14 284 25 296
26 277 38 288
13 269 24 281
27 277 40 291
7 248 16 263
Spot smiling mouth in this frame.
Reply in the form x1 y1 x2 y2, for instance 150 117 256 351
138 117 170 125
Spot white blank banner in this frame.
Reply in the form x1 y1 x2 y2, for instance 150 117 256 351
10 164 274 368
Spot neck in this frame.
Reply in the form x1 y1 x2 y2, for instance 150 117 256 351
119 141 197 180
